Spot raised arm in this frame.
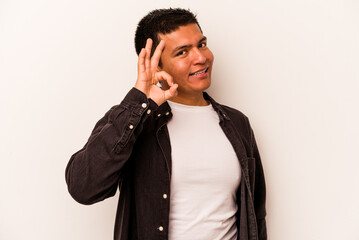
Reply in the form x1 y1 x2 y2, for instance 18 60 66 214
65 38 177 205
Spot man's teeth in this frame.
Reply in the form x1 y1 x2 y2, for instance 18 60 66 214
191 68 207 76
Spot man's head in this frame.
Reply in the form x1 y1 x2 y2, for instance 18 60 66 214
135 8 201 57
135 8 214 104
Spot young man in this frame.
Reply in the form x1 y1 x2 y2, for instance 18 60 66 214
66 8 267 240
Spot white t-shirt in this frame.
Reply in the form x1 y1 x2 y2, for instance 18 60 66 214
167 100 241 240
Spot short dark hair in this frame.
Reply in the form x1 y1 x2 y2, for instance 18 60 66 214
134 8 201 57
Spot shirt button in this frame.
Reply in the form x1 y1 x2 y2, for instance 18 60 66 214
146 109 151 114
165 112 169 116
157 113 161 117
129 124 134 129
141 103 147 108
158 226 164 231
163 194 168 199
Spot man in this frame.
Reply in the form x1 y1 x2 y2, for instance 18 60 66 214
66 8 267 240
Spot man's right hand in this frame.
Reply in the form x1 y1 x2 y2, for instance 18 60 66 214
134 38 178 106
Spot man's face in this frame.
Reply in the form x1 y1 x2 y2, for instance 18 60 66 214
158 24 214 98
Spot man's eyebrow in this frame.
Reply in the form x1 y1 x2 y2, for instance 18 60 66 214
171 36 207 54
199 36 207 44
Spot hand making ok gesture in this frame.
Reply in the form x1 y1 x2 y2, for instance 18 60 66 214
134 38 178 106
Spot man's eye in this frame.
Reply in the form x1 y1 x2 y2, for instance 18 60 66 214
199 42 207 48
176 50 187 56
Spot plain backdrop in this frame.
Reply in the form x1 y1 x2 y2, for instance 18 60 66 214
1 0 359 239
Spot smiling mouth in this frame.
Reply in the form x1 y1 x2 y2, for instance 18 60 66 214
189 67 209 76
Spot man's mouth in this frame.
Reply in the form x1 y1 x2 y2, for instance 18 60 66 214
189 67 209 76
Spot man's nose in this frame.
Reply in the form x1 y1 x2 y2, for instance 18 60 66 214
193 48 206 64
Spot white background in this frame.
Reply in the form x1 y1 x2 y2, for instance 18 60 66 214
1 0 359 239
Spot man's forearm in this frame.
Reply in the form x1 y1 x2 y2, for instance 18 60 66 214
65 88 158 204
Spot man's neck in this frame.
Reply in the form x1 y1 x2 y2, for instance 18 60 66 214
168 93 209 106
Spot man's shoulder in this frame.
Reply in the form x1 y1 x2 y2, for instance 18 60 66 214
219 104 248 120
204 92 250 124
219 103 252 129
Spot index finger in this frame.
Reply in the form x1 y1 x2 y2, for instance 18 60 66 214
150 40 165 71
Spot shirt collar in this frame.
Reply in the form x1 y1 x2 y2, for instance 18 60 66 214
155 92 230 121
